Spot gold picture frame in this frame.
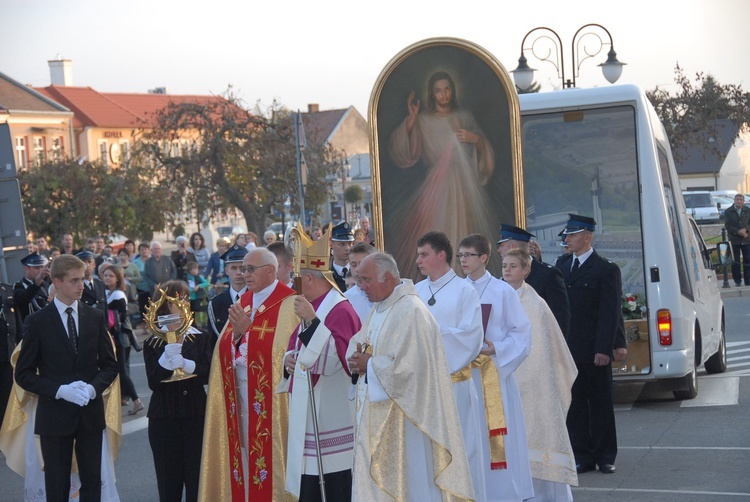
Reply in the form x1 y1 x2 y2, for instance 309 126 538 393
368 37 525 279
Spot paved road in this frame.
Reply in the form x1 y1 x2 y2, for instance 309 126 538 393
2 296 750 501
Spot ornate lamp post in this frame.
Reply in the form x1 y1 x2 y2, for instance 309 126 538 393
341 157 351 222
512 23 626 91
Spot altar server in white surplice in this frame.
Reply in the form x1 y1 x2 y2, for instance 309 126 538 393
343 241 375 323
459 233 534 501
504 249 578 502
347 253 474 501
414 231 486 501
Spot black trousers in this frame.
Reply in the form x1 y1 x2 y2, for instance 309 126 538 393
731 243 750 285
0 360 12 428
566 361 618 466
115 344 139 401
137 290 151 320
40 428 103 502
148 415 204 502
299 469 352 502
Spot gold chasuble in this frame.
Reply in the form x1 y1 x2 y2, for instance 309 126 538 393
199 282 297 501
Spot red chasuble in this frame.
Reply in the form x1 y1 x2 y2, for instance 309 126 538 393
199 281 297 501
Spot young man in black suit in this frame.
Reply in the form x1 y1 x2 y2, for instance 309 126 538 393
555 214 624 476
15 254 119 502
76 251 108 314
207 244 248 341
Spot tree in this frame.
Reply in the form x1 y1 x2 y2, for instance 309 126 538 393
130 90 339 234
647 65 750 162
19 158 169 242
344 185 363 205
516 81 541 94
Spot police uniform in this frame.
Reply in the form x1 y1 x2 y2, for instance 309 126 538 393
330 222 354 292
13 252 50 321
76 251 108 314
555 214 623 474
497 224 571 338
0 281 20 427
207 245 248 341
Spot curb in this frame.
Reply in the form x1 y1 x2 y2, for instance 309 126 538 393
719 285 750 299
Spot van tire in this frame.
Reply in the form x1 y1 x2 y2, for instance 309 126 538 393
673 365 698 400
704 327 727 374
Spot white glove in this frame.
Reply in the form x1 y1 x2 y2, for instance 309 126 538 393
170 354 186 369
164 343 182 357
69 381 96 399
158 351 174 371
56 384 90 407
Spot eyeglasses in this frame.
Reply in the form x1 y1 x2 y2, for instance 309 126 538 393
240 264 271 274
456 253 481 260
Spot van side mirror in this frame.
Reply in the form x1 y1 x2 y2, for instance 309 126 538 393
716 241 734 267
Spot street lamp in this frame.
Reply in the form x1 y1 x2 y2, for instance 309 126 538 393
512 24 626 91
341 157 351 222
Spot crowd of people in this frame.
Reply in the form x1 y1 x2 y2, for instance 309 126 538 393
0 214 632 502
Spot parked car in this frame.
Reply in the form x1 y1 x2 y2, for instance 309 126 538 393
107 234 129 252
216 225 246 243
713 195 734 220
682 191 721 224
266 222 293 241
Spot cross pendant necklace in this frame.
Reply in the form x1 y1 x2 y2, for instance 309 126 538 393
427 275 456 306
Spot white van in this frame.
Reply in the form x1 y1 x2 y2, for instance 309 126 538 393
519 85 726 399
682 191 721 224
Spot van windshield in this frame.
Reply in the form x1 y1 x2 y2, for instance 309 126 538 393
683 193 713 208
521 105 644 299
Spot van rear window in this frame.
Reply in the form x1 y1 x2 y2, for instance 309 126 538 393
521 105 645 299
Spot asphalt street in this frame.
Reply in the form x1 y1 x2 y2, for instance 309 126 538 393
2 293 749 501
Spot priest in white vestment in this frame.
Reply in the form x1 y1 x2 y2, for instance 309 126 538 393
347 252 475 501
459 234 534 501
504 249 578 502
414 231 485 501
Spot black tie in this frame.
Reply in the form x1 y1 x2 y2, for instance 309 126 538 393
572 257 580 273
342 267 348 277
65 307 78 352
235 294 240 303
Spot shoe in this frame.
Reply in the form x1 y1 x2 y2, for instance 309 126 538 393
121 399 128 406
128 400 144 415
576 463 596 474
599 463 616 474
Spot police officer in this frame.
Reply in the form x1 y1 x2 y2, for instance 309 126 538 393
330 221 354 292
207 244 248 341
76 251 108 313
0 280 20 427
13 252 51 321
555 214 624 475
496 223 571 338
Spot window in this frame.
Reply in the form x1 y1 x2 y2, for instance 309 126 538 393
15 137 27 170
120 141 130 166
99 140 108 166
33 137 45 166
51 137 62 161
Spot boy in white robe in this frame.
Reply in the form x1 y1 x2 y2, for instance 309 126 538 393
459 233 534 501
414 231 486 501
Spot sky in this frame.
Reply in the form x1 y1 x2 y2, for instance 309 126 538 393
2 0 749 116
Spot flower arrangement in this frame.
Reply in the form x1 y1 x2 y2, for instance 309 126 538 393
622 292 647 320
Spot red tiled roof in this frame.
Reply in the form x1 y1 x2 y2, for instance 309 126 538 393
34 86 228 129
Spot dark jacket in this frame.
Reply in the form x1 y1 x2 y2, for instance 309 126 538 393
143 329 212 419
526 259 570 338
556 250 624 363
13 277 49 321
724 204 750 245
14 301 119 436
1 282 20 363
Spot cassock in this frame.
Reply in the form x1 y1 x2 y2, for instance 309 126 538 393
277 288 361 499
415 270 485 501
344 285 374 323
347 280 474 501
515 282 578 501
466 272 534 502
199 280 297 502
